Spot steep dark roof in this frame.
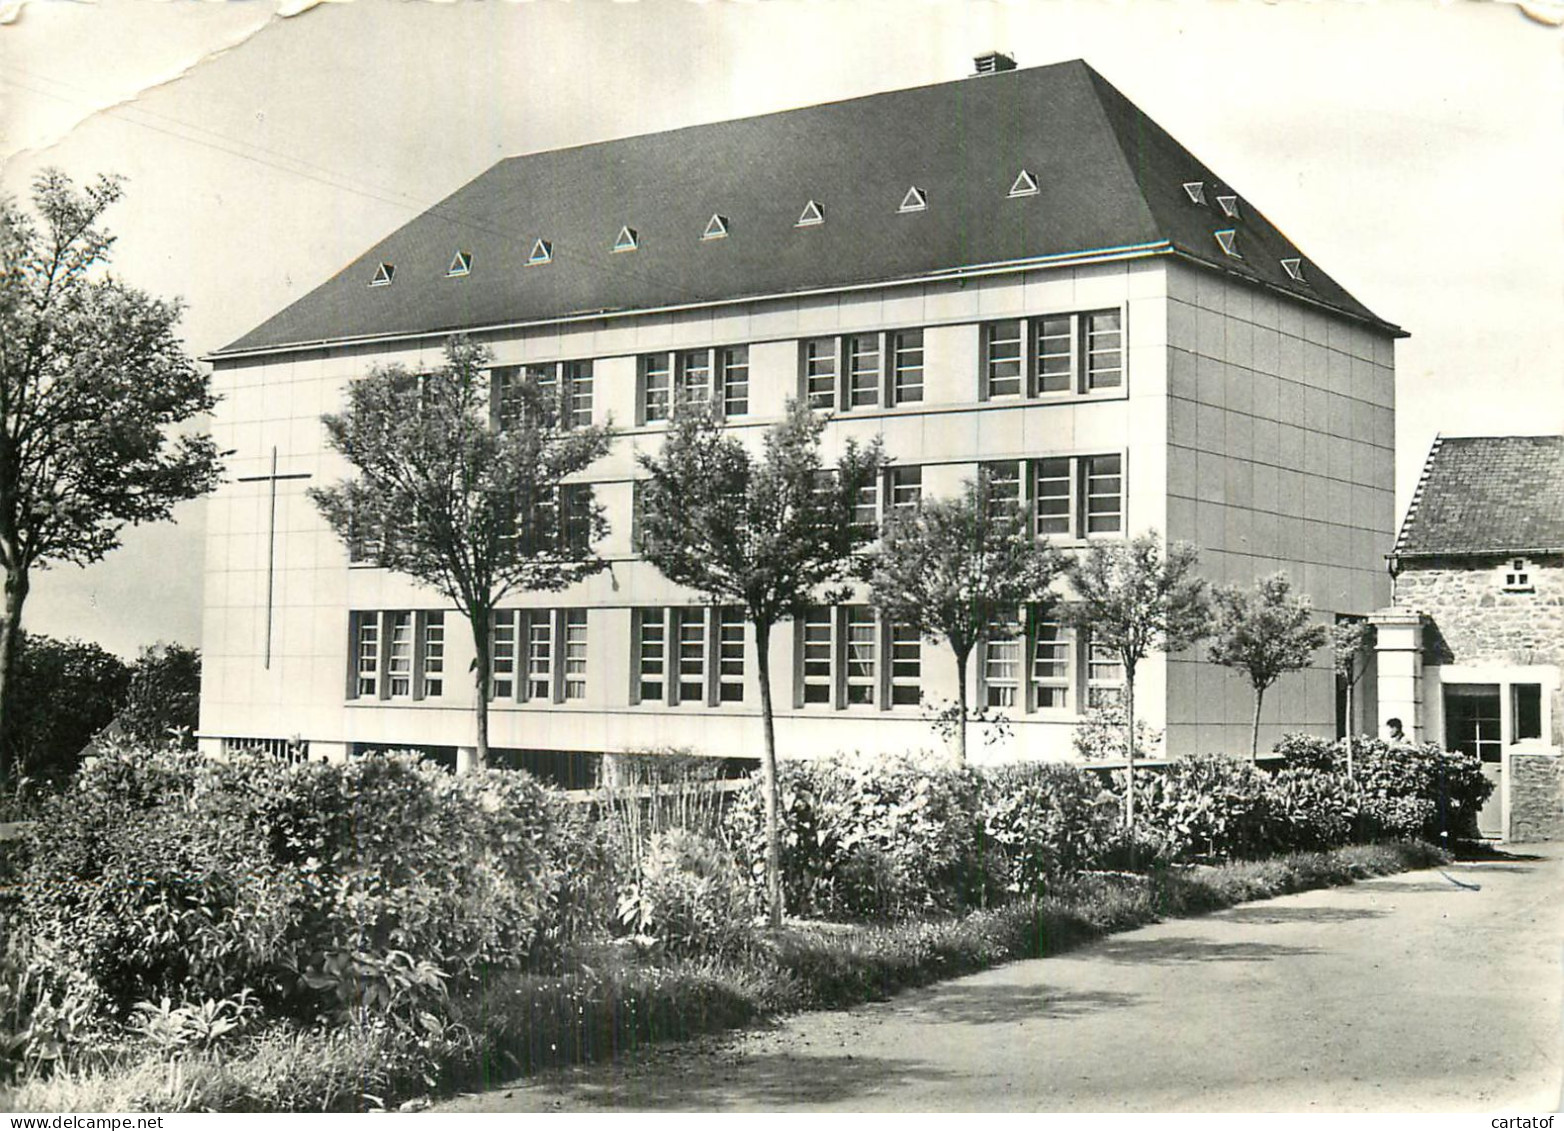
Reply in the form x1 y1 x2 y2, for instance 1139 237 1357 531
218 60 1398 357
1394 435 1564 558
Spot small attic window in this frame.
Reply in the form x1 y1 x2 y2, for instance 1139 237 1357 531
369 262 395 287
1217 195 1241 219
613 226 638 253
1008 170 1039 198
447 251 472 277
796 200 825 227
1214 229 1241 259
1280 257 1305 283
1183 181 1206 206
898 186 927 213
1502 557 1535 593
702 214 729 241
527 239 553 266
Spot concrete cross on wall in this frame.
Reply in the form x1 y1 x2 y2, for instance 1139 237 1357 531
235 447 312 669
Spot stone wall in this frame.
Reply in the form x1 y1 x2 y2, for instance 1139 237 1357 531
1510 752 1564 842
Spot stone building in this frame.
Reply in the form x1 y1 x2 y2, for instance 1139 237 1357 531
1377 434 1564 840
198 57 1402 778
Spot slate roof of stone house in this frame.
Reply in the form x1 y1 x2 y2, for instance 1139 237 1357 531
1393 435 1564 559
216 59 1399 358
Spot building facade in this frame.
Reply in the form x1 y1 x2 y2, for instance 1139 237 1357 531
1376 435 1564 841
199 58 1402 777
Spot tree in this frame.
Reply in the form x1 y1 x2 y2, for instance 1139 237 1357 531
310 338 613 767
1062 531 1208 829
119 642 201 749
868 477 1062 764
1208 572 1330 760
636 401 883 927
1332 617 1374 778
4 632 129 785
0 171 220 785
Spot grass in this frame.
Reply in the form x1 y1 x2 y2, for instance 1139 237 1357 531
2 839 1444 1112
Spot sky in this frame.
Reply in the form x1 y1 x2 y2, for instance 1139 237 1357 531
1 0 1561 658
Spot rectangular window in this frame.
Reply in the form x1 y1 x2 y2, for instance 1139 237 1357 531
354 613 380 698
1034 457 1073 536
1035 315 1074 395
889 623 921 706
985 454 1126 540
800 608 834 705
636 608 666 704
720 346 749 417
891 329 924 405
718 607 745 703
1513 683 1543 742
888 465 922 512
419 612 445 698
846 333 881 408
802 338 838 410
1085 310 1123 391
524 611 553 702
490 610 517 701
984 616 1022 708
564 360 593 428
1087 639 1125 708
676 350 712 407
851 479 879 538
844 606 876 705
1084 455 1124 534
560 484 594 553
1031 618 1071 710
983 460 1023 519
640 354 671 423
674 607 707 705
985 320 1024 399
562 610 587 701
386 612 413 698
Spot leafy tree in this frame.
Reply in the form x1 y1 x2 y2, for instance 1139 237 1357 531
310 338 613 767
636 401 883 927
0 171 220 784
1331 617 1374 778
1208 572 1330 760
119 642 201 749
1062 531 1208 829
4 632 129 785
868 477 1062 764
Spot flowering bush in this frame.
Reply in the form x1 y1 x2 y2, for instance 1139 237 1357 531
979 763 1119 895
618 830 755 957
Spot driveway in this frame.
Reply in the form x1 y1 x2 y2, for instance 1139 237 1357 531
442 847 1564 1112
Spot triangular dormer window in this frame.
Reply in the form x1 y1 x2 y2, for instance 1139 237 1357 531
447 251 472 277
369 262 394 287
1214 229 1241 259
1183 181 1206 206
898 185 927 213
1008 170 1039 198
796 200 825 227
1217 195 1241 219
702 214 729 241
613 226 638 253
1280 257 1305 282
527 239 552 266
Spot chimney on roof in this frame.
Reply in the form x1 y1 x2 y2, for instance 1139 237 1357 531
973 51 1017 76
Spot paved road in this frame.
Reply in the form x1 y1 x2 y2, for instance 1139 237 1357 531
443 847 1564 1112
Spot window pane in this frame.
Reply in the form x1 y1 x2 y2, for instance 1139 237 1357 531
984 616 1021 708
560 484 594 552
641 354 671 422
890 623 921 705
637 608 665 703
1031 619 1070 710
801 609 833 704
986 320 1023 398
676 607 706 705
386 611 413 697
719 607 745 702
421 611 444 698
1513 683 1542 741
889 466 922 511
355 614 380 697
984 461 1022 518
1035 315 1073 394
1034 457 1072 536
721 346 749 417
526 613 553 701
564 361 593 428
1085 454 1123 533
852 480 879 537
1086 310 1123 390
892 329 924 404
563 610 587 701
489 610 516 700
804 338 837 410
844 606 875 705
677 350 712 407
846 334 880 408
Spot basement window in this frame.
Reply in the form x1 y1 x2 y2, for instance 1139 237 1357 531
447 251 472 277
898 186 927 213
1008 170 1039 198
1502 557 1534 593
613 226 639 253
1214 229 1241 259
1281 258 1305 282
796 200 825 227
527 239 553 266
1182 181 1206 206
369 262 395 287
702 214 729 241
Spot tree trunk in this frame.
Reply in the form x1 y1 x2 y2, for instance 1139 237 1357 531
1250 685 1265 762
467 607 491 770
953 646 971 767
754 619 783 929
0 566 27 788
1123 660 1137 833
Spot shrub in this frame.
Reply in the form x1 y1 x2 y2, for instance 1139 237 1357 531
1071 703 1164 760
3 633 130 786
979 762 1119 895
1272 731 1339 771
118 643 201 750
617 830 755 957
1131 756 1283 862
